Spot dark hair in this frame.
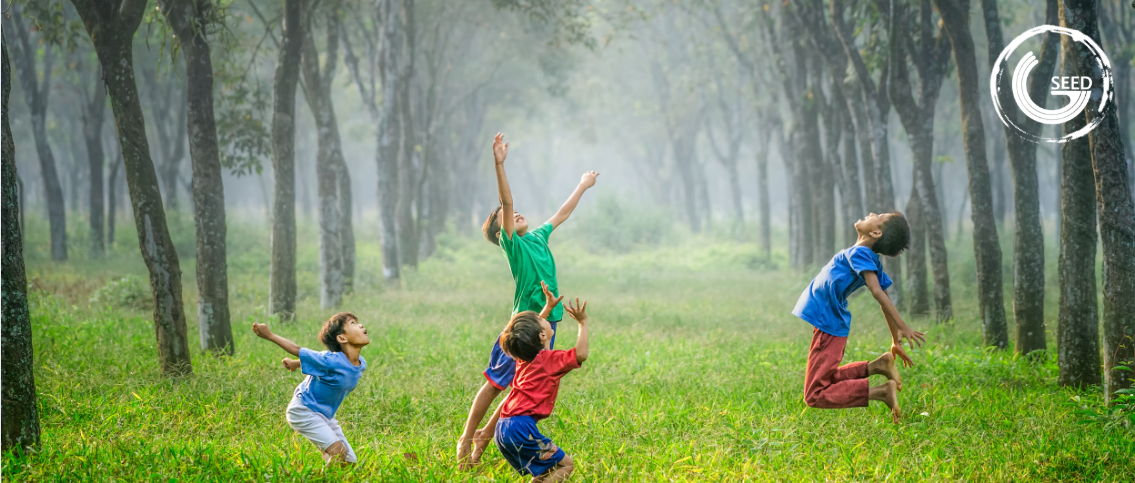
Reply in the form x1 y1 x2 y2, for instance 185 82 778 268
482 206 503 246
873 211 910 257
319 312 358 352
499 311 544 362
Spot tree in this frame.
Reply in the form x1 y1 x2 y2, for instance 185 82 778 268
158 0 234 355
1 38 40 451
935 0 1008 348
887 0 953 322
78 59 107 258
270 0 303 315
1061 0 1135 403
702 52 747 233
139 60 188 211
69 0 193 375
300 1 347 308
983 0 1056 356
7 5 67 261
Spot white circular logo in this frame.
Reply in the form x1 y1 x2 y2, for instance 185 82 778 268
990 25 1115 144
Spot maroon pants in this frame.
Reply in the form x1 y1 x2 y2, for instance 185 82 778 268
804 328 869 408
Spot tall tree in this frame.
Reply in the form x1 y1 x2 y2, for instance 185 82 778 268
376 0 407 280
69 0 193 375
1 39 40 451
1056 59 1100 388
983 0 1056 356
79 60 107 258
158 0 234 355
887 0 953 322
8 6 67 261
300 2 347 309
1061 0 1135 403
935 0 1008 348
140 61 188 211
270 0 303 315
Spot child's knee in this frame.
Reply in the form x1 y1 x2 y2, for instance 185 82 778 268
558 454 575 473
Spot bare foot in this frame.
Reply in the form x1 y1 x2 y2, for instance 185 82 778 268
870 352 902 391
456 438 474 470
880 380 901 424
470 429 492 465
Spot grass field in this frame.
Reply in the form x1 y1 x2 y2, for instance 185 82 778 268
3 210 1133 482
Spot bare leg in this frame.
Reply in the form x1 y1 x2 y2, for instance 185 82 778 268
530 455 574 483
471 402 504 464
868 380 901 424
867 352 902 390
457 381 502 469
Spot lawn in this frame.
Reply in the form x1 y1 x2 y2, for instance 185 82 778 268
3 212 1132 482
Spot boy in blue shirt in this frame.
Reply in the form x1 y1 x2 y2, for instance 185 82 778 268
253 312 369 465
456 133 598 468
793 212 925 423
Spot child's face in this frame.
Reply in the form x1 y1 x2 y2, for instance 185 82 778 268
537 317 553 350
513 211 529 235
855 212 892 240
337 318 370 348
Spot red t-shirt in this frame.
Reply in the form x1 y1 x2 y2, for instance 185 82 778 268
500 348 582 420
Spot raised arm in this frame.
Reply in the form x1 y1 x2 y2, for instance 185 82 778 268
539 281 564 320
493 133 516 238
864 272 926 367
546 171 599 229
252 322 302 357
564 298 590 363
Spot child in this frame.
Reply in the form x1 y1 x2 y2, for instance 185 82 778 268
792 212 925 424
456 133 598 467
495 297 590 482
252 312 369 465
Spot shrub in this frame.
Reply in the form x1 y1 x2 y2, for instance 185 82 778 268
564 195 673 254
89 275 152 312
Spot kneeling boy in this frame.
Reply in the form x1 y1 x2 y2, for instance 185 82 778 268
496 298 590 482
253 312 369 465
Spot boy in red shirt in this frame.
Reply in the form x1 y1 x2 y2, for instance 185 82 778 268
495 298 590 482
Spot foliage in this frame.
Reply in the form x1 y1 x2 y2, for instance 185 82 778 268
1070 365 1135 432
87 275 151 312
560 194 673 253
12 0 85 51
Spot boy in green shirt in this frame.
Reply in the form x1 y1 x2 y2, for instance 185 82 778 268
456 133 598 468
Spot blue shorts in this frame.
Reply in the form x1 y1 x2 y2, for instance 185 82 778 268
483 320 558 390
495 415 565 476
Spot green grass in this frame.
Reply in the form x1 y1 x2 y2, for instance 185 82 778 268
3 212 1133 482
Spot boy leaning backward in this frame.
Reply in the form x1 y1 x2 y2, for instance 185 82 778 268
792 212 926 423
456 133 598 468
253 313 369 466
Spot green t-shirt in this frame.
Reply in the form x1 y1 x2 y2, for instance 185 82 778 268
499 222 562 321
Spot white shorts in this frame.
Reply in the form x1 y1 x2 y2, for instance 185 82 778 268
285 396 358 463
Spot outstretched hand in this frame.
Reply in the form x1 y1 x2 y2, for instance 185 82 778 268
896 326 926 352
579 171 599 188
541 281 564 310
252 322 273 340
493 133 508 165
282 358 301 371
891 343 914 368
564 298 589 324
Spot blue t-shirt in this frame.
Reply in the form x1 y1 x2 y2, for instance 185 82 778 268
792 246 893 337
294 348 366 419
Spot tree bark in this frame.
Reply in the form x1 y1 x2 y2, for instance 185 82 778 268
9 10 67 261
905 185 931 317
81 64 107 258
757 128 772 259
377 0 404 281
338 158 355 292
935 0 1008 348
983 0 1054 356
1 38 40 451
160 0 234 355
301 7 345 309
70 0 193 375
1061 0 1135 402
270 0 303 317
1057 74 1100 388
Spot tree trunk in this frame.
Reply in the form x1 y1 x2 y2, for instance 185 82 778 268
396 69 419 269
377 0 404 281
725 160 743 229
81 64 107 258
161 0 234 355
791 127 814 267
9 12 67 261
338 160 355 292
71 0 193 375
269 0 303 318
905 184 930 317
107 152 121 247
839 95 864 247
983 0 1054 356
1061 0 1135 402
1057 82 1100 388
300 11 344 309
936 0 1008 348
757 130 772 259
1 39 40 451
